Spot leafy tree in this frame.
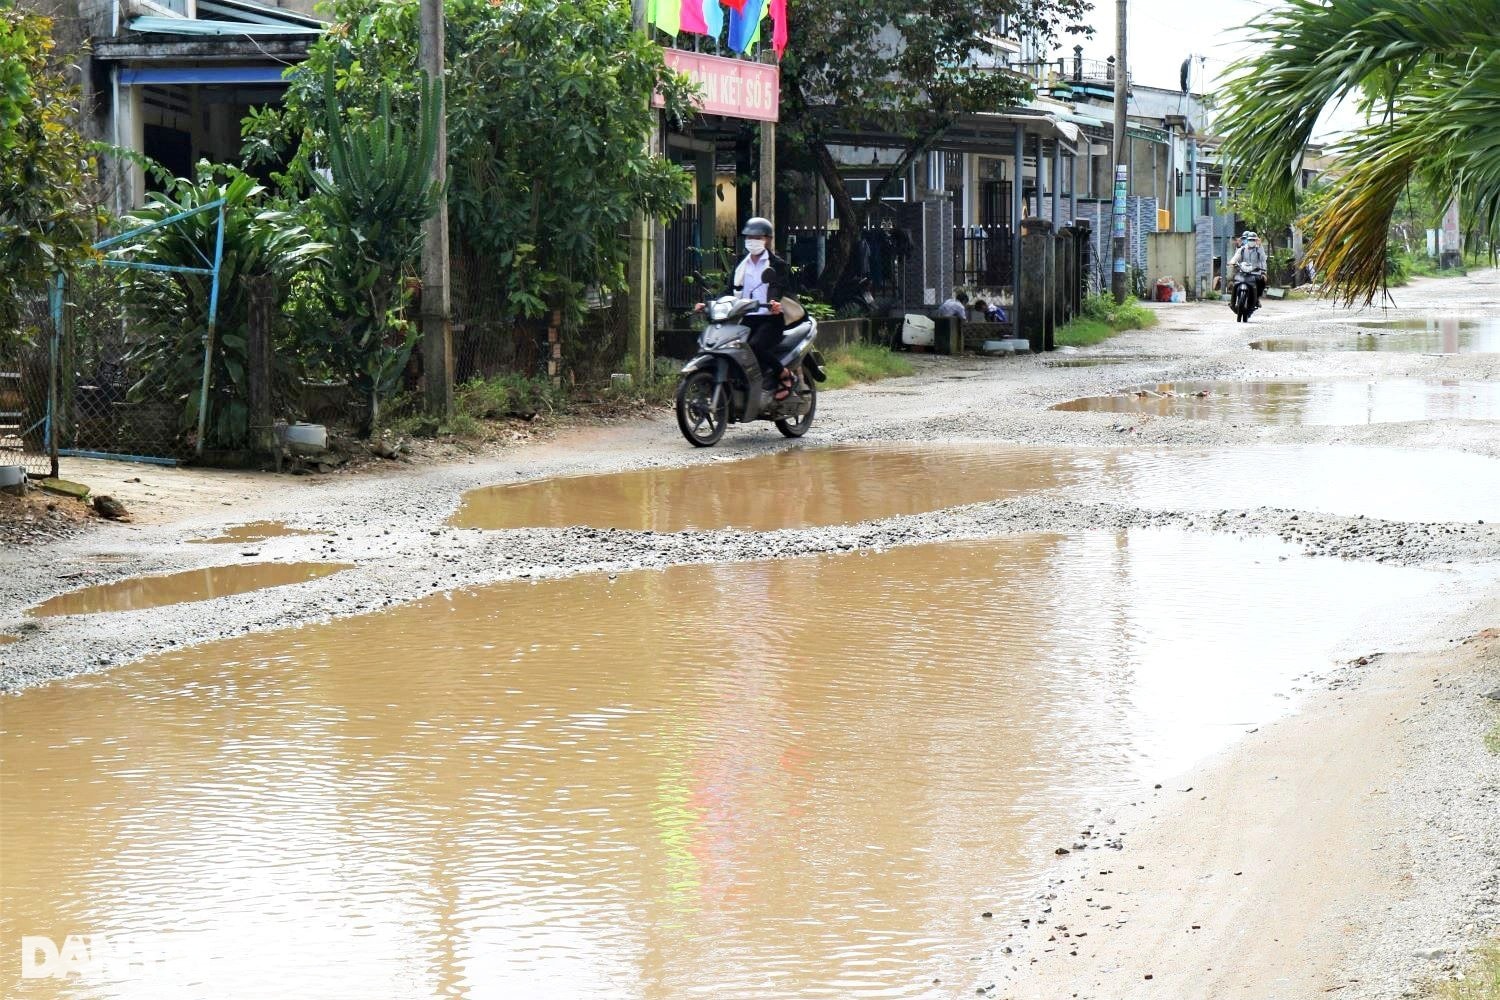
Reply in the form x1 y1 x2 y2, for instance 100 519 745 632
246 0 694 329
778 0 1089 296
118 166 326 449
307 64 442 433
1218 0 1500 303
0 1 102 349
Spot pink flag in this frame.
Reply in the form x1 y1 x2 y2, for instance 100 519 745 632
769 0 787 56
680 0 709 34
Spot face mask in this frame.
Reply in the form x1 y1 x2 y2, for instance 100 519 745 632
745 239 766 255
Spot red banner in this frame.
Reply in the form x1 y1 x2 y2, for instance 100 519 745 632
656 49 779 123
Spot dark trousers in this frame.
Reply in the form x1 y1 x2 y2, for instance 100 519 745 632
745 314 785 386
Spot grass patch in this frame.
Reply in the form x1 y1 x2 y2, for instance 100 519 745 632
1485 721 1500 756
1056 293 1160 347
1054 318 1115 347
822 341 915 390
1434 941 1500 1000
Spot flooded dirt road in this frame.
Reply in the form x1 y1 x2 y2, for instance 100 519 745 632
3 532 1481 999
1053 379 1500 425
3 271 1500 999
27 562 351 618
1251 315 1500 353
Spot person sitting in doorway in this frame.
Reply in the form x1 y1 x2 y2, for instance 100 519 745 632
937 290 969 319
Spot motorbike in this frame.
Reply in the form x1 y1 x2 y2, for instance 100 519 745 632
675 277 827 448
1230 260 1262 322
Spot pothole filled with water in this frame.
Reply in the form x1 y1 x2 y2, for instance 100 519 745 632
28 562 352 617
1053 380 1500 425
188 521 325 545
456 443 1500 531
452 444 1088 532
1 530 1478 999
1252 316 1500 353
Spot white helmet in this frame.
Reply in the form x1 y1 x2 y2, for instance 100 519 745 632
1242 230 1258 241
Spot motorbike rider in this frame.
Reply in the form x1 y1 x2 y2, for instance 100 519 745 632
1228 230 1268 301
697 218 796 401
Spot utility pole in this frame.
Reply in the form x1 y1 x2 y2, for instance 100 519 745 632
625 0 656 376
419 0 453 418
1110 0 1128 304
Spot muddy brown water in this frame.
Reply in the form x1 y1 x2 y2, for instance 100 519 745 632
0 531 1469 999
451 445 1085 532
1251 316 1500 353
186 521 324 544
457 443 1500 531
0 634 15 646
1054 380 1500 426
27 562 352 617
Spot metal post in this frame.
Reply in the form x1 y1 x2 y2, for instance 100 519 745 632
47 272 63 478
1111 0 1128 303
420 0 453 419
1051 141 1061 227
1011 125 1024 319
195 202 226 458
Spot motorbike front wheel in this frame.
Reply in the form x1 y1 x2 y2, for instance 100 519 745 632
775 370 817 438
676 371 728 447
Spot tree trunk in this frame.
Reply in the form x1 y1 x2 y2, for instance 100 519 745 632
807 120 952 301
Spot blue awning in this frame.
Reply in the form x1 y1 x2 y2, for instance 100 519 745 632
119 65 296 85
128 15 322 36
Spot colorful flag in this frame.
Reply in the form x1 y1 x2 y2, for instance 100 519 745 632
652 0 680 37
680 0 709 34
702 0 724 37
769 0 787 56
727 0 763 53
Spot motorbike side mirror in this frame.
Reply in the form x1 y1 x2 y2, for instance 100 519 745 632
760 268 778 284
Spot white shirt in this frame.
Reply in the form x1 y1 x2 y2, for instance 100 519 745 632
734 252 772 315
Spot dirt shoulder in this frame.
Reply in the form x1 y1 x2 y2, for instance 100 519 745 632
991 606 1500 1000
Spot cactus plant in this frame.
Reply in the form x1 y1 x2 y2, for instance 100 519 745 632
308 62 442 434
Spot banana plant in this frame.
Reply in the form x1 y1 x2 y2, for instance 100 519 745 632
308 61 442 434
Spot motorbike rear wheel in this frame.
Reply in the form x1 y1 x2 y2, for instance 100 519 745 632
775 371 817 438
676 370 727 447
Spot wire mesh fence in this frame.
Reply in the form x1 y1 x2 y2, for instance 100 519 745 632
56 266 199 464
0 290 57 479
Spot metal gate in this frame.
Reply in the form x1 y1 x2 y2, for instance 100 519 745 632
56 199 226 466
0 280 61 479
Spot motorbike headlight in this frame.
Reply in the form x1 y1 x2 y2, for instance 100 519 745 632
709 302 733 322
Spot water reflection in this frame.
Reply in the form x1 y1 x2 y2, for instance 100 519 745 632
1252 316 1500 353
1053 380 1500 425
452 445 1083 532
28 562 352 617
0 532 1472 999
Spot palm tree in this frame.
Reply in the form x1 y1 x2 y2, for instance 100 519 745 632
1217 0 1499 304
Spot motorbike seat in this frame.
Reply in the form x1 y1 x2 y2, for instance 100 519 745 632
776 321 813 353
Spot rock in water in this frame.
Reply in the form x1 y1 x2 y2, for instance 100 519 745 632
93 495 129 520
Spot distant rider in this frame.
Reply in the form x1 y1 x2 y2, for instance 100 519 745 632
1228 230 1268 300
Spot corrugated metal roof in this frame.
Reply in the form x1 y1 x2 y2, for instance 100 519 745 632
129 15 321 36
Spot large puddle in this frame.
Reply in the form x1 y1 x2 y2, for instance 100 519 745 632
28 562 352 617
0 531 1474 998
1053 380 1500 425
458 444 1500 530
452 445 1085 532
1251 316 1500 353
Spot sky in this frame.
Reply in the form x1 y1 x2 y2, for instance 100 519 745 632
1049 0 1364 140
